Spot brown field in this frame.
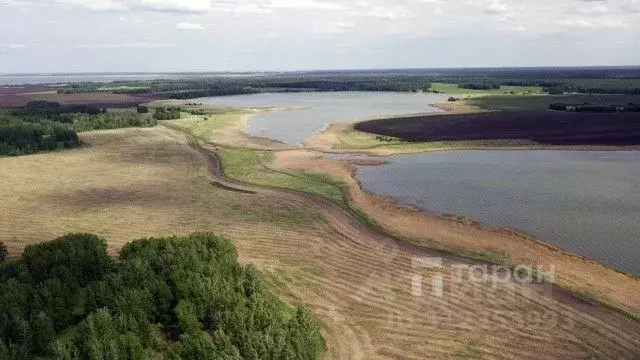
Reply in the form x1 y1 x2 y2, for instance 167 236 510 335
0 87 162 107
0 87 50 107
2 126 640 359
26 92 162 107
354 110 640 146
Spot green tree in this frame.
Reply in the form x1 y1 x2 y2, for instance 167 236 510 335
0 241 7 263
32 312 55 355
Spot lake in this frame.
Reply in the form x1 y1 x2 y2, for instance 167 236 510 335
355 150 640 274
198 92 448 144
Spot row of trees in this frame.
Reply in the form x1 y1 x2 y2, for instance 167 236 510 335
13 101 104 117
1 102 159 156
153 107 181 120
549 102 640 112
0 117 79 156
71 112 158 132
458 83 501 90
0 233 325 360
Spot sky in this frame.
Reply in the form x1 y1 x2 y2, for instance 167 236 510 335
0 0 639 73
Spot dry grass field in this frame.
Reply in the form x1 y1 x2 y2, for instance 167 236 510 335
1 126 640 359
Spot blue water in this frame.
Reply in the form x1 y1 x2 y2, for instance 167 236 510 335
356 150 640 274
197 92 448 144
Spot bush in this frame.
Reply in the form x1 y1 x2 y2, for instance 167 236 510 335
0 242 6 263
0 233 325 360
13 101 102 117
0 117 80 156
71 112 157 132
549 103 567 111
136 105 149 114
458 83 500 90
153 107 181 120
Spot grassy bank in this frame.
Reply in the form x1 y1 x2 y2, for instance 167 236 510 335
218 147 346 205
429 82 544 95
166 107 640 322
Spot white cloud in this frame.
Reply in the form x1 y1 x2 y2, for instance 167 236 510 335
308 21 356 35
576 3 611 14
0 44 26 49
77 42 175 49
1 0 640 71
269 0 348 10
176 22 205 30
335 21 355 29
559 18 626 29
138 0 210 13
55 0 126 11
484 0 509 14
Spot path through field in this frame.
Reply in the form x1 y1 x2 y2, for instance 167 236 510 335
187 133 640 360
1 126 639 359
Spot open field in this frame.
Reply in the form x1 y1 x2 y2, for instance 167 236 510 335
429 83 544 95
354 110 640 146
165 108 294 150
467 94 640 111
2 125 640 358
304 121 547 156
171 108 640 317
0 87 163 107
26 92 161 107
0 87 51 107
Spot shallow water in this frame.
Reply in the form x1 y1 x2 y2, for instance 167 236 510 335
198 92 448 144
355 150 640 274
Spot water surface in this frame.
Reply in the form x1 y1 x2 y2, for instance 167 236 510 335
198 92 448 144
356 151 640 274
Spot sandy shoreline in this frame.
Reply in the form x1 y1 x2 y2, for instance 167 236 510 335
269 101 640 317
174 98 640 317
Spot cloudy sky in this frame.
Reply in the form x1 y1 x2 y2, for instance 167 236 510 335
0 0 639 72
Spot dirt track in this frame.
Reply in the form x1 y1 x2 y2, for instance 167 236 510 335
182 130 640 359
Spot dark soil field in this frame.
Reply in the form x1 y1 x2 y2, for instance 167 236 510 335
355 110 640 145
0 87 163 107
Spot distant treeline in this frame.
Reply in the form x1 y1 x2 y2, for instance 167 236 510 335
50 75 435 100
549 102 640 112
12 100 105 117
0 233 325 360
457 83 501 90
0 101 157 156
38 68 640 99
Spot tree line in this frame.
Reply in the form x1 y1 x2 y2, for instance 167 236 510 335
457 83 501 90
549 102 640 112
0 233 325 360
1 101 158 156
0 116 79 156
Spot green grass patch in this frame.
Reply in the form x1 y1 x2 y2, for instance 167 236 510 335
96 85 150 91
429 83 544 95
169 109 250 138
466 94 640 111
218 147 346 205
